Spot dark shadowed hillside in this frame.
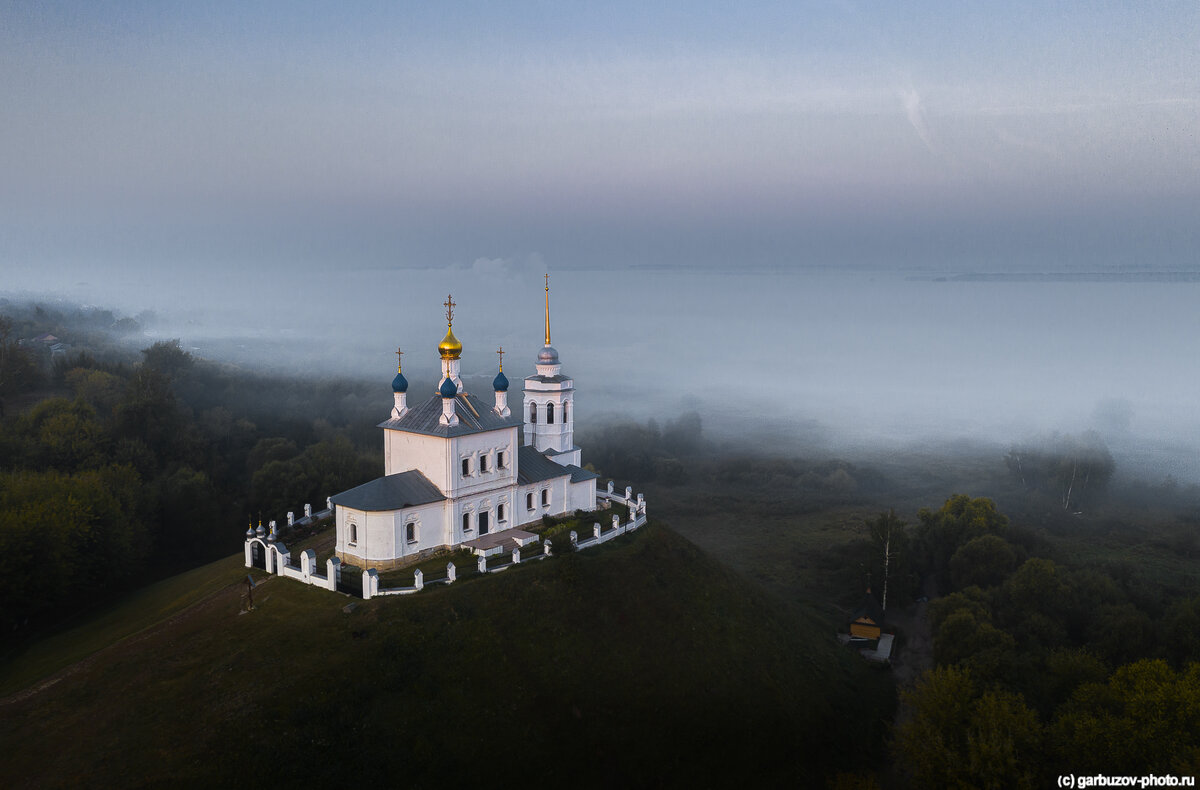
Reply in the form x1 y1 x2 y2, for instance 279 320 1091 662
0 523 894 788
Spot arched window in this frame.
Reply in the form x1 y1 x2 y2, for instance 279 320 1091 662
563 401 568 422
547 403 555 424
405 522 417 543
529 402 537 423
462 512 471 533
526 492 534 510
349 523 358 545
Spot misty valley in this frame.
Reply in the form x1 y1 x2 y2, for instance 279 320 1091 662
1 294 1199 787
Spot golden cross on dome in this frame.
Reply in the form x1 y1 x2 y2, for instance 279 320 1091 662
444 294 456 325
395 348 404 372
496 346 504 371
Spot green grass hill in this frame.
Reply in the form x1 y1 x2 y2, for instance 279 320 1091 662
0 523 893 788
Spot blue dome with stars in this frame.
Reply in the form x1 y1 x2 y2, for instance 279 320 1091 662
493 369 509 392
439 376 458 398
391 371 408 393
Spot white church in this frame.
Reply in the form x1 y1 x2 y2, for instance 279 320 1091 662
329 282 599 570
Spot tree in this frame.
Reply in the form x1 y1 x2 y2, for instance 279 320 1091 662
1051 660 1200 775
949 534 1018 590
141 339 193 380
914 495 1008 584
1006 432 1115 511
868 509 911 611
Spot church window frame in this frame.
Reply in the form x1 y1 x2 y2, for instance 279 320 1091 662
462 512 472 533
529 402 537 424
497 503 506 523
405 521 418 544
497 449 506 469
462 457 471 477
526 492 534 510
348 521 358 546
478 510 490 535
541 489 549 507
480 453 490 473
563 401 568 422
547 402 555 424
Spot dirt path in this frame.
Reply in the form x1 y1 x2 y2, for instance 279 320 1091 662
888 573 937 710
0 575 262 707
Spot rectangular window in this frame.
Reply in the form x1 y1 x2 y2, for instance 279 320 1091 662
541 489 549 507
462 458 470 477
462 512 471 533
480 454 490 473
405 522 417 543
526 492 534 510
497 503 505 522
497 450 506 469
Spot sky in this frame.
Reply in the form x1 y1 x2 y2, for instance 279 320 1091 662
2 1 1198 273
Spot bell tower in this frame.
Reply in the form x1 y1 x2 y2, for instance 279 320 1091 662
522 275 580 467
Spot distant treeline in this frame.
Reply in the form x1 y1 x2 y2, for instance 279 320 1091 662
0 302 383 633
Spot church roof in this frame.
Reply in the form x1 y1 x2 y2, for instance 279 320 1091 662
513 445 570 484
568 464 600 483
330 470 446 512
378 392 522 438
524 374 571 384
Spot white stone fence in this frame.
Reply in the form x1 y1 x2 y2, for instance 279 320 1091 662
246 487 647 600
244 537 341 592
569 503 647 552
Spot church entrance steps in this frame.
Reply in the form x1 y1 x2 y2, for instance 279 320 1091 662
461 528 540 557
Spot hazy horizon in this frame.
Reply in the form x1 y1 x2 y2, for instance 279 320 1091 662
4 4 1198 479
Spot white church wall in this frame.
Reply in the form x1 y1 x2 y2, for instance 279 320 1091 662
449 427 518 499
384 430 454 491
568 478 597 512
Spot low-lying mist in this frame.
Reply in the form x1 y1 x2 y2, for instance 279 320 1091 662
5 261 1199 483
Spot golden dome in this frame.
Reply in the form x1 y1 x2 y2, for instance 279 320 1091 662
438 326 462 360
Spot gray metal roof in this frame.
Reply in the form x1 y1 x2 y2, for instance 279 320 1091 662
524 374 571 384
378 392 523 438
516 445 572 485
567 464 599 484
330 470 446 512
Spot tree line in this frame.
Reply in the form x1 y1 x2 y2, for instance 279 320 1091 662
887 494 1200 785
0 304 383 633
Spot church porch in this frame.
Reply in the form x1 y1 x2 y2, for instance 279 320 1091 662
461 528 540 557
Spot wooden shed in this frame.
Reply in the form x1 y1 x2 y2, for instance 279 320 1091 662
849 590 885 640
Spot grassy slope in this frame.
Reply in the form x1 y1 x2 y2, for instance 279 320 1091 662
0 523 893 788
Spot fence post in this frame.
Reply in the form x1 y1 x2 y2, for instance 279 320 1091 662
414 568 423 591
569 530 578 546
328 557 341 590
607 480 615 495
478 555 488 574
363 569 377 600
287 511 295 526
594 522 602 539
513 547 521 564
544 539 552 557
304 504 312 519
447 562 456 583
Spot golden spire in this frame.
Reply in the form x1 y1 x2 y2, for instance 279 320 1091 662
544 273 551 346
496 346 504 372
395 348 404 373
438 294 462 360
